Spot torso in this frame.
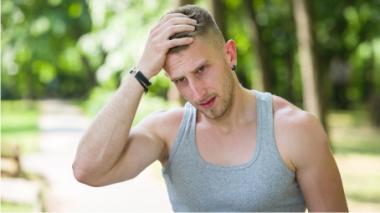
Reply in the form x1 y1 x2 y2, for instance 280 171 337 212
159 93 298 172
160 91 307 212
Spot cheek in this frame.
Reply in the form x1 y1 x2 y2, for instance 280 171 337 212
206 68 224 88
214 71 232 93
176 85 191 100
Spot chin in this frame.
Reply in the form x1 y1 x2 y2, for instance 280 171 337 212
202 108 226 120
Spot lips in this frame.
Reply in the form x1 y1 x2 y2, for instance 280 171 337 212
199 96 216 109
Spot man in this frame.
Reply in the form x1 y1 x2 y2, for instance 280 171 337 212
73 5 348 212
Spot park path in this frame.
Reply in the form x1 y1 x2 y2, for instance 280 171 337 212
22 100 172 212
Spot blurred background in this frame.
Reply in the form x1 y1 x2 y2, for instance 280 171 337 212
1 0 379 211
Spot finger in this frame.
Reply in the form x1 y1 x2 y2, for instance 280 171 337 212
154 13 190 33
166 37 194 49
162 24 195 39
160 13 188 23
153 17 196 37
164 17 197 26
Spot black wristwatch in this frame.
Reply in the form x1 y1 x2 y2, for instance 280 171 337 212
129 67 152 93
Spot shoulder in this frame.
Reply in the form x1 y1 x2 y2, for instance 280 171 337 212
135 106 185 142
128 106 185 163
272 95 324 134
271 95 330 170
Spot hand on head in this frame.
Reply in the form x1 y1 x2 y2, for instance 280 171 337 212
137 13 197 78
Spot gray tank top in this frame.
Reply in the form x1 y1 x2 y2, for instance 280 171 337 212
162 90 306 212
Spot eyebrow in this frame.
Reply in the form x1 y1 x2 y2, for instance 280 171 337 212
170 59 207 82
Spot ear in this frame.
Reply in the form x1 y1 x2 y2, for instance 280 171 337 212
223 39 237 70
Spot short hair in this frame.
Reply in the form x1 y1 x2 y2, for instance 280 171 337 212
166 5 225 53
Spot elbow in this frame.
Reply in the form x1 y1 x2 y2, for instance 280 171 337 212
72 162 104 187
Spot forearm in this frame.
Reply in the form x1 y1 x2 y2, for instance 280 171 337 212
73 73 145 180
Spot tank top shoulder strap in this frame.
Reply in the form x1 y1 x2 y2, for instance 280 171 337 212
254 90 277 151
163 102 196 172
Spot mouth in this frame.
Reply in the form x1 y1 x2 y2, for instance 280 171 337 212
199 96 216 109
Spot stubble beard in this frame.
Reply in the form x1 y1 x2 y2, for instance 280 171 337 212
200 72 235 120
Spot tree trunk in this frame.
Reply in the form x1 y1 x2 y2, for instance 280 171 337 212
244 0 272 91
292 0 323 120
81 56 98 94
286 50 295 102
208 0 227 38
25 64 37 100
368 40 380 127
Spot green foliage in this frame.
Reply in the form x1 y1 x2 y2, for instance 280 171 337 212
81 85 173 127
226 0 301 103
1 101 40 154
149 71 172 99
311 0 380 108
223 0 380 109
75 0 172 100
0 201 34 212
81 86 114 117
133 95 174 126
2 0 379 114
225 0 254 88
1 0 92 99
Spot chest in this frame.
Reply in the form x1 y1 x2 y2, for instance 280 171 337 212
163 131 304 212
195 124 257 166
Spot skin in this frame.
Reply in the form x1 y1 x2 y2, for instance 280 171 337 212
73 12 348 212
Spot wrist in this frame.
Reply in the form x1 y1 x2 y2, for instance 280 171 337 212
129 66 152 93
136 63 158 79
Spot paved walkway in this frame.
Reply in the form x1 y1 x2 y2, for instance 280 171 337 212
22 100 172 212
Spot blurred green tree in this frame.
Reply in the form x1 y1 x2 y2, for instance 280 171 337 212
1 0 92 99
2 0 379 126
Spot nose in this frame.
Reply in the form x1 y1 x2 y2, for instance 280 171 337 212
188 79 206 101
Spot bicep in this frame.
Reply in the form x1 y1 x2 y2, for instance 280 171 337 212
93 115 166 186
296 142 347 211
293 116 348 211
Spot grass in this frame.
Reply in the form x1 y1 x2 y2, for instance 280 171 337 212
329 109 380 211
0 201 35 212
1 100 40 154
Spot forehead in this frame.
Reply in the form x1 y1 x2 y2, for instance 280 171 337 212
164 37 222 76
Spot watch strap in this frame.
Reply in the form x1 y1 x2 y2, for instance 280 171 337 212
129 67 151 93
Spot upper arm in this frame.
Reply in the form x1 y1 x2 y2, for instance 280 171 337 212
273 97 348 211
282 112 347 211
92 110 176 186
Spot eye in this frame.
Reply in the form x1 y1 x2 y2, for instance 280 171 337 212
174 77 186 84
196 65 206 73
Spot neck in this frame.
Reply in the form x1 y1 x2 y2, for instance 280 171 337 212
197 79 257 133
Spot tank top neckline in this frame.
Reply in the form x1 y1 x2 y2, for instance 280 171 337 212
189 90 265 171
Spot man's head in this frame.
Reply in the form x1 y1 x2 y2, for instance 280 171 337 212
166 5 225 53
163 5 238 120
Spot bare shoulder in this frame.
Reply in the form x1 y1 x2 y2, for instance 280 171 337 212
272 95 330 170
272 96 348 210
131 106 185 162
272 95 325 134
135 106 185 141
